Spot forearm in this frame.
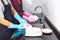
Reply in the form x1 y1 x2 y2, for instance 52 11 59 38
11 7 16 14
11 7 23 23
0 18 10 27
0 18 24 29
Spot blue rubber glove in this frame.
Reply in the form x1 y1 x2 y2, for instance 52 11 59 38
14 12 28 24
8 23 24 29
8 23 25 39
11 29 25 39
21 19 28 24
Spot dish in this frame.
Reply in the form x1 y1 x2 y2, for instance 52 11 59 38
25 27 42 36
42 29 52 34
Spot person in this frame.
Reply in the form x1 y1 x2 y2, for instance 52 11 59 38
0 0 32 39
10 0 39 23
11 7 32 39
0 0 11 40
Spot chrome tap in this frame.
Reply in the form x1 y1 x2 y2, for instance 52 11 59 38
34 6 44 23
34 6 45 28
34 6 42 11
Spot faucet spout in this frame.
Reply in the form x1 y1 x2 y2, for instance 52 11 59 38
34 6 42 11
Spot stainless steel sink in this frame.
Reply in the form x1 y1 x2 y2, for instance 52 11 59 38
32 13 44 23
31 13 45 29
32 23 43 29
31 19 44 29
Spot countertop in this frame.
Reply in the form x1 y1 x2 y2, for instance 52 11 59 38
21 21 58 40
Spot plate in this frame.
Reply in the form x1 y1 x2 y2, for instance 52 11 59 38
42 29 52 34
25 27 42 36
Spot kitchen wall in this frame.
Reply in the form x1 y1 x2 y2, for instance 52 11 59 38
42 0 60 32
22 0 42 14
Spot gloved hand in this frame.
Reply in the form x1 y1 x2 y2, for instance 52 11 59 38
21 19 28 24
14 12 28 24
11 24 32 39
8 23 25 39
14 12 32 29
23 11 32 16
23 11 39 22
8 22 24 29
29 15 39 22
11 29 25 39
9 23 32 39
23 15 35 23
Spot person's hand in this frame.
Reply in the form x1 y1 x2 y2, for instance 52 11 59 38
8 23 24 29
17 23 24 29
29 15 39 22
21 19 28 24
18 23 32 30
23 24 32 29
20 19 32 29
14 12 29 24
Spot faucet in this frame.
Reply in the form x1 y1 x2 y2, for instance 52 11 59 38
34 6 45 28
34 6 42 11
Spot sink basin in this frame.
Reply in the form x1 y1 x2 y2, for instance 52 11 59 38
31 18 44 29
32 24 43 29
